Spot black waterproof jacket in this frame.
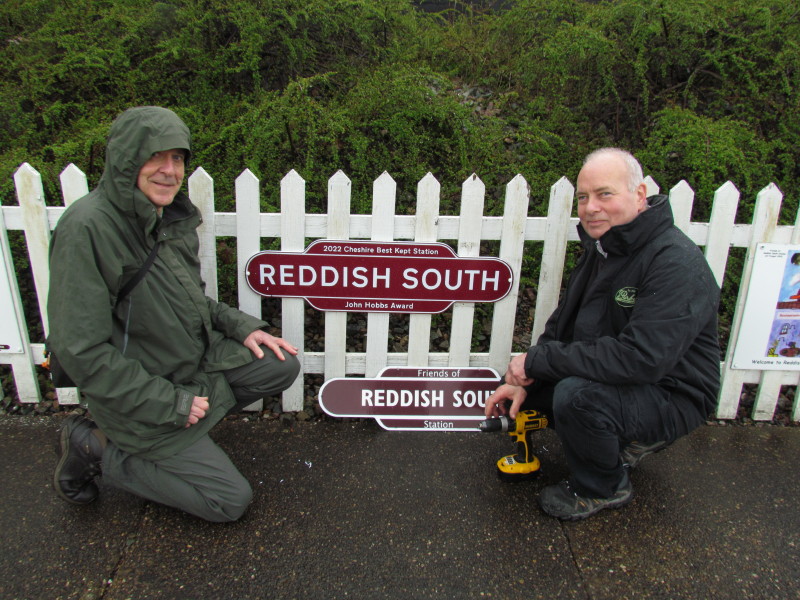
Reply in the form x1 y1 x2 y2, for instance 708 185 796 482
524 194 721 419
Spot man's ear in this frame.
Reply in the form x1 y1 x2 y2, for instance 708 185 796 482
636 183 648 211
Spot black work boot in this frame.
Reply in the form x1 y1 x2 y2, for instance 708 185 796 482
620 440 668 470
538 470 634 521
53 415 105 505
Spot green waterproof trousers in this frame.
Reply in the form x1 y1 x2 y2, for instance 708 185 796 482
101 350 300 522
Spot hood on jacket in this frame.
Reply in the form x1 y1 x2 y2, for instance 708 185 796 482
98 106 192 228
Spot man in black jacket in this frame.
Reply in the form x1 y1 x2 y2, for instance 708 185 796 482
485 148 720 520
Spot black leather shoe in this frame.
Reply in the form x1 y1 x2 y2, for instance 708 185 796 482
53 415 104 504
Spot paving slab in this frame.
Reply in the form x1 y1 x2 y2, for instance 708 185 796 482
0 415 798 600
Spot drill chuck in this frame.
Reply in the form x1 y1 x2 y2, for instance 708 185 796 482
478 415 514 433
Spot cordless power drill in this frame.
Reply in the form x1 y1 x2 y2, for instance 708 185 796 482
478 409 548 481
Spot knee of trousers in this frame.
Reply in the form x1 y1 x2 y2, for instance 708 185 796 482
551 376 613 430
270 352 301 395
284 353 302 382
270 349 301 380
216 477 254 523
247 350 302 397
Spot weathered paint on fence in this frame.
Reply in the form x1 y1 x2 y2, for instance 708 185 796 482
3 163 799 422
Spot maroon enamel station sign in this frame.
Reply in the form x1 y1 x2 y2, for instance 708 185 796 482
318 367 501 431
245 240 513 313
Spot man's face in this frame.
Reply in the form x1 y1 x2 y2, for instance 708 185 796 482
136 149 186 211
576 154 647 239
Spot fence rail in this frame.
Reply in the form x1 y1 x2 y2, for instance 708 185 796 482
2 163 799 422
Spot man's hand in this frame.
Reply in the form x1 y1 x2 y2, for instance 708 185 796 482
485 384 528 419
504 352 534 387
185 396 209 428
243 330 298 361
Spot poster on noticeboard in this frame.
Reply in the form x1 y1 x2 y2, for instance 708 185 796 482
732 244 800 370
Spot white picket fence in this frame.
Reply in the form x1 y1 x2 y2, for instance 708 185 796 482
2 162 799 422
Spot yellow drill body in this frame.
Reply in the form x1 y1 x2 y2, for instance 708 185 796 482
478 409 548 481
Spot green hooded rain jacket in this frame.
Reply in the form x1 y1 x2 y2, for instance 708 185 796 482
47 107 266 460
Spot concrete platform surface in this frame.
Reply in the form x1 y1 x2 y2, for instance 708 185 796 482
0 415 798 600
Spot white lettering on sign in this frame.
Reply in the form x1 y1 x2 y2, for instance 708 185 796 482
262 264 504 292
261 264 394 289
424 421 454 429
401 268 502 291
321 266 338 286
415 369 461 378
452 389 490 408
402 269 418 289
299 265 316 285
342 244 375 254
280 264 294 284
390 302 413 310
345 301 391 309
482 270 500 291
361 389 445 408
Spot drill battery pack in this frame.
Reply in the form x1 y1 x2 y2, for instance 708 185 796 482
496 453 541 482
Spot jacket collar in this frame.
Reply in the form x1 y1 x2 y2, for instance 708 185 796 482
577 194 673 256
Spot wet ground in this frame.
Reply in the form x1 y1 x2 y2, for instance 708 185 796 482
1 415 798 600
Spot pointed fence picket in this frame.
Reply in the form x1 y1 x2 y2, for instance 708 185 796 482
717 184 784 419
324 171 352 382
531 177 573 344
448 174 485 368
2 162 799 423
365 173 396 378
11 164 79 404
236 170 262 320
488 174 529 374
280 170 306 411
190 168 218 301
704 181 739 286
0 204 38 403
408 173 441 367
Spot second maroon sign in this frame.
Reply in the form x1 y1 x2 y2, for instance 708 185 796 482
245 240 513 313
318 367 501 431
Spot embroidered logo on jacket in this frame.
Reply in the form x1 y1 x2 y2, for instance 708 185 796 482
615 287 638 308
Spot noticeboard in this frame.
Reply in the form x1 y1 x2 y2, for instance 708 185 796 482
0 239 24 354
732 244 800 370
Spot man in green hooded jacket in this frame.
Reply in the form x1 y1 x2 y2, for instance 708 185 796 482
49 106 300 522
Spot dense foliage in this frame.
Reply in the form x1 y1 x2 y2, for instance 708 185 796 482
1 0 798 367
2 0 797 217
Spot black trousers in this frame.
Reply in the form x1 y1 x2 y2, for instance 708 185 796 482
522 376 705 498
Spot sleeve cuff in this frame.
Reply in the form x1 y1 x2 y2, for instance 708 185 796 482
174 388 193 426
